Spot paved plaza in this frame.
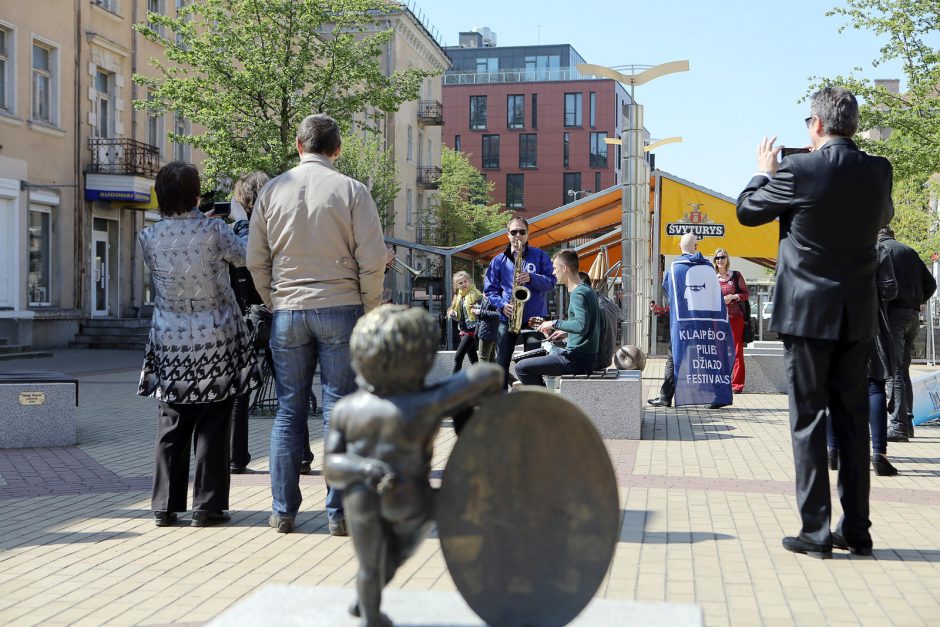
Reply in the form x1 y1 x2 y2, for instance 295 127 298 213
0 349 939 626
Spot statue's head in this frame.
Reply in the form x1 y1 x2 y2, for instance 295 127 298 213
350 305 439 395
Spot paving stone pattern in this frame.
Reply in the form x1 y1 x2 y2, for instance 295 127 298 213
0 350 938 626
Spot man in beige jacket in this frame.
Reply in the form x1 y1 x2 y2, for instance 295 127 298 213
248 113 387 536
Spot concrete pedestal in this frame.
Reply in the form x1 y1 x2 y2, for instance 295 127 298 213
208 585 703 627
558 371 643 439
0 371 78 448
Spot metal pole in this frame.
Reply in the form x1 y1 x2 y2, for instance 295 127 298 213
620 101 644 345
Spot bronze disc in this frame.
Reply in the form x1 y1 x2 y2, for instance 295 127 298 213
437 389 620 627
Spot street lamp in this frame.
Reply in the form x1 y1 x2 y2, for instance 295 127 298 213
568 189 593 201
576 60 689 347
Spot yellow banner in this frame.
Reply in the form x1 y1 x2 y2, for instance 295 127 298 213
659 177 778 259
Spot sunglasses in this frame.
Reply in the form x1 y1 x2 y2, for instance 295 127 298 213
509 229 527 236
714 255 727 260
804 116 815 127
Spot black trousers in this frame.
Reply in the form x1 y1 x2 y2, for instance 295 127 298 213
887 308 919 432
453 334 479 373
152 397 234 513
658 351 675 403
230 392 252 470
515 350 595 386
782 335 871 547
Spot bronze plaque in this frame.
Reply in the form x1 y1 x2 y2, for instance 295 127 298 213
18 392 46 406
437 389 620 627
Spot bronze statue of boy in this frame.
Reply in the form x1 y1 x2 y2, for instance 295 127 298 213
324 305 504 627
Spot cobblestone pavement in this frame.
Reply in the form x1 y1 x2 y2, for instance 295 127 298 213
1 349 938 626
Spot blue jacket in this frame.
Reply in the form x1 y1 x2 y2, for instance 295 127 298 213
484 244 556 323
474 296 500 341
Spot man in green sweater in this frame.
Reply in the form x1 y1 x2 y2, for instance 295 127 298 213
515 250 600 386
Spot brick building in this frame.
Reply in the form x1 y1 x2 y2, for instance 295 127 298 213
442 36 636 218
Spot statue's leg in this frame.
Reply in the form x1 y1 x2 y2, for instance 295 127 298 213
385 517 434 583
345 485 389 627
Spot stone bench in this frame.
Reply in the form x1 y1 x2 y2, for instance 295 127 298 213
558 369 643 439
0 370 78 448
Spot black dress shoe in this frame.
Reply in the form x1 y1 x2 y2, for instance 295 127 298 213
191 511 231 527
706 403 728 409
831 531 873 556
886 429 909 443
647 398 671 408
872 454 898 476
828 449 839 471
782 535 832 559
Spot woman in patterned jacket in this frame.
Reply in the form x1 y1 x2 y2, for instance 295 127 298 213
138 162 260 528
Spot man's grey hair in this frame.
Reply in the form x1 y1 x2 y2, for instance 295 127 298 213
809 87 859 138
297 113 342 155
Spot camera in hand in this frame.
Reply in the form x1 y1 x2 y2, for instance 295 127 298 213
200 201 232 217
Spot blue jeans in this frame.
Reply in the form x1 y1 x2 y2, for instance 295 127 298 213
514 350 596 386
269 305 362 521
827 378 887 455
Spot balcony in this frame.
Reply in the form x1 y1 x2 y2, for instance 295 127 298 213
443 67 595 86
87 137 160 177
417 166 442 189
417 100 443 126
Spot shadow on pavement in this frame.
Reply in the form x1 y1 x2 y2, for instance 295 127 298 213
868 548 940 562
618 509 735 544
0 531 140 550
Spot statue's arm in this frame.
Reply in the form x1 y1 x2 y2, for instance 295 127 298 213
419 363 504 425
323 423 394 491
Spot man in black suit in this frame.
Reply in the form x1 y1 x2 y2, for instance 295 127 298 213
737 87 893 559
879 226 937 442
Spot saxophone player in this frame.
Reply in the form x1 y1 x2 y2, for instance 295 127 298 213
483 216 557 388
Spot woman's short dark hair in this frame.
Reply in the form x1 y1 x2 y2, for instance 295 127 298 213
297 113 342 155
155 161 200 216
233 171 270 217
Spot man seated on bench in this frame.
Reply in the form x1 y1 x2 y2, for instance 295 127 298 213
515 250 600 387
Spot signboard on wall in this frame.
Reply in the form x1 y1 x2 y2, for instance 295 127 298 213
659 175 778 260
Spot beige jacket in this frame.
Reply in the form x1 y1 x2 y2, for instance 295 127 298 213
247 153 387 312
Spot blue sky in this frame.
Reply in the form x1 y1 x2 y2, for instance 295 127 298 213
417 0 906 198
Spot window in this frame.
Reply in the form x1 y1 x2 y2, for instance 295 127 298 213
31 41 57 124
531 94 537 128
0 26 12 113
454 135 461 152
506 174 524 209
147 91 164 156
589 92 596 127
519 134 537 169
418 130 424 166
407 125 413 161
507 95 524 129
427 138 431 167
95 0 118 11
173 114 190 161
175 0 189 47
406 188 413 226
482 134 499 169
93 70 114 138
564 93 582 127
563 172 581 205
563 132 569 168
470 95 487 130
590 132 608 168
475 57 497 73
28 206 52 305
524 54 560 80
595 171 602 194
147 0 165 36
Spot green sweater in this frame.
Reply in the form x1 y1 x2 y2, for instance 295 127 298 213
555 283 600 356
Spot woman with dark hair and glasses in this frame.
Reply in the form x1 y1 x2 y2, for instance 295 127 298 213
714 248 748 393
138 161 260 527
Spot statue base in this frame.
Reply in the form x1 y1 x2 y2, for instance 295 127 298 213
207 585 703 626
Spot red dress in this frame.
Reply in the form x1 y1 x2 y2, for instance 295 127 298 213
717 271 749 393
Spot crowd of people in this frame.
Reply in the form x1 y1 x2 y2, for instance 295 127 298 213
137 88 935 562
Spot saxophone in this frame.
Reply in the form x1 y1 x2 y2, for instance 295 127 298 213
508 248 531 334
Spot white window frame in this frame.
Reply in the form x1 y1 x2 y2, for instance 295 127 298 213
406 188 413 227
30 35 59 126
407 125 413 162
93 69 114 138
0 22 15 114
93 0 119 13
27 193 58 307
172 113 190 161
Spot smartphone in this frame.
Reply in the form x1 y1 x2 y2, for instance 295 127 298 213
780 147 810 158
201 201 231 217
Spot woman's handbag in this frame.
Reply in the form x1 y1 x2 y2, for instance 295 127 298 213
735 272 756 344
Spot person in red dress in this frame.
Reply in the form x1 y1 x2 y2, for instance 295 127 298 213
714 248 748 393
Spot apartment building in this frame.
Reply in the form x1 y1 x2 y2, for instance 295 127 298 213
442 34 635 218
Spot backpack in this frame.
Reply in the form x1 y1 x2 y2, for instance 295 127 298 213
594 291 621 370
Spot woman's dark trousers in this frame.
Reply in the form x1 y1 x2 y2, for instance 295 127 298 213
453 334 479 373
152 397 234 513
230 392 251 470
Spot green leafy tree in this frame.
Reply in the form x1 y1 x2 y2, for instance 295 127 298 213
813 0 940 260
133 0 433 191
425 146 505 246
334 132 399 229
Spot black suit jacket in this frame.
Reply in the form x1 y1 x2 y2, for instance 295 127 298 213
736 137 893 341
